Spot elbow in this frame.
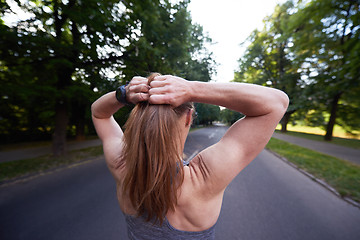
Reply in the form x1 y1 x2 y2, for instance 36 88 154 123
279 90 289 113
91 102 95 116
273 90 289 116
91 102 98 119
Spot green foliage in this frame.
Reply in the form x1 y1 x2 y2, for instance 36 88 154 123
235 0 360 138
221 108 244 125
336 88 360 134
288 0 360 138
234 1 305 131
194 103 220 125
120 0 215 82
0 0 215 149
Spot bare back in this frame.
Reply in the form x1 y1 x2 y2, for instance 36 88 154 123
116 156 223 232
92 75 289 235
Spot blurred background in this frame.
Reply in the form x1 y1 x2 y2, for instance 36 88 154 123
0 0 359 156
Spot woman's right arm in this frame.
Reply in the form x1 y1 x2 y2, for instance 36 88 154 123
149 75 289 193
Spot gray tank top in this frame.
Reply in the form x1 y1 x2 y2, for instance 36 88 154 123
125 214 216 240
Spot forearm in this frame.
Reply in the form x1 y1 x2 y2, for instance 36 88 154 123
91 91 124 119
189 81 289 117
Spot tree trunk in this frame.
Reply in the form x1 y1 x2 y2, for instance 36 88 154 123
51 0 78 155
324 92 342 141
76 120 86 141
75 103 86 141
280 113 289 133
52 100 68 156
280 111 294 133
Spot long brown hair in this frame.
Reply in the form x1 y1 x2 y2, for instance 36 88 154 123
121 73 193 224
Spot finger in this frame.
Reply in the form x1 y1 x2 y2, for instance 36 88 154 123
154 75 167 81
148 95 169 105
149 94 180 107
148 86 168 95
130 76 148 84
129 83 150 93
149 80 167 88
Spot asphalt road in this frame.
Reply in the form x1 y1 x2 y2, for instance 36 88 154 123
1 126 360 240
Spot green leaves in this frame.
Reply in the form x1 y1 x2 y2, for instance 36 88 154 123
194 103 220 126
291 0 360 139
0 0 215 149
235 0 360 138
235 1 303 131
121 0 214 82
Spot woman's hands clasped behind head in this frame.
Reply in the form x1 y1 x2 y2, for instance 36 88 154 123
127 75 192 107
149 75 192 107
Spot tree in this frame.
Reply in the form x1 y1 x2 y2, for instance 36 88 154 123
234 0 304 132
194 103 220 126
290 0 360 140
221 109 244 125
1 0 131 154
120 0 215 81
0 0 215 154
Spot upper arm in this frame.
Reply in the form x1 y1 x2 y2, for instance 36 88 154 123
191 109 285 195
92 115 124 172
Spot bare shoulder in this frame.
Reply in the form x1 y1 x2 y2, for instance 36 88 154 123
172 165 223 231
188 112 282 195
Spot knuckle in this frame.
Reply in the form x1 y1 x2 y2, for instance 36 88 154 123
131 76 145 83
166 95 175 105
131 76 139 82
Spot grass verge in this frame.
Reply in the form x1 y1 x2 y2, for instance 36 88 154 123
275 130 360 149
266 138 360 203
0 146 103 183
0 136 100 151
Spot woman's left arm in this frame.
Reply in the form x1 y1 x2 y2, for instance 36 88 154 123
91 77 150 167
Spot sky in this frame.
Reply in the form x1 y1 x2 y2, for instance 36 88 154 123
188 0 286 82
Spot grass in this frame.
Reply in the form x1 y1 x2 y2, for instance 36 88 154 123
266 138 360 203
0 135 100 151
0 140 52 151
0 146 103 183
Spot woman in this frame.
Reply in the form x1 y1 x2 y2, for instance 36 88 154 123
91 73 289 239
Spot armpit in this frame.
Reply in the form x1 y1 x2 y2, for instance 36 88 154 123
189 153 211 182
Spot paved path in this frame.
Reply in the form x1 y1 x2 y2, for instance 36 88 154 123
1 126 359 240
272 132 360 165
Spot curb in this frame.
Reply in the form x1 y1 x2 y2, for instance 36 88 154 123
267 149 360 209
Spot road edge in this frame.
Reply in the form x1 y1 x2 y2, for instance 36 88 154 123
266 149 360 209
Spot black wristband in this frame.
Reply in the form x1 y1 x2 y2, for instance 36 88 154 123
115 85 129 105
